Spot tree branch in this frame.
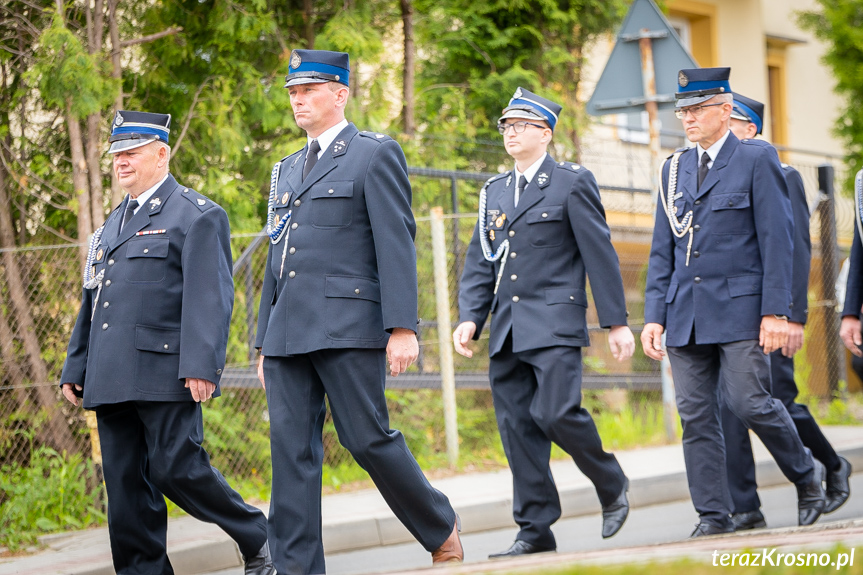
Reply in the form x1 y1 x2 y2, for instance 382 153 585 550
120 26 182 48
171 77 211 157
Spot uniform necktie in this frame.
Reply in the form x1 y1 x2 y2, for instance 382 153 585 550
515 175 528 207
697 152 710 190
121 199 138 232
303 139 321 181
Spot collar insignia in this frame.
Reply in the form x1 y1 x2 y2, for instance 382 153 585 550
537 172 548 186
505 175 512 187
149 197 161 210
333 140 346 154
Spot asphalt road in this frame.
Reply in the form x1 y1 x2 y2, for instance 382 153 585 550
207 474 863 575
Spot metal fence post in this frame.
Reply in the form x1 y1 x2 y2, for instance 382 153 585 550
430 206 459 465
817 164 845 395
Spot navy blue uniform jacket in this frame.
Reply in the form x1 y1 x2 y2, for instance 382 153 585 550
644 133 794 347
842 169 863 319
255 124 418 355
784 165 811 325
60 175 234 407
458 155 628 357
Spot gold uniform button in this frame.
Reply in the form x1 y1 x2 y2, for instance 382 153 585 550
289 247 296 254
291 223 298 229
288 271 296 278
512 296 519 302
294 199 301 206
508 230 515 237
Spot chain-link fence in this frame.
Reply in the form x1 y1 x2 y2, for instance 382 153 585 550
1 140 858 500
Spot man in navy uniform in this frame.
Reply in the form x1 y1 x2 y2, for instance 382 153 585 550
256 50 462 574
720 93 852 531
641 68 826 536
454 88 635 557
60 111 273 575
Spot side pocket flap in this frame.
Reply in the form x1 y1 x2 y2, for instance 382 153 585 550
325 275 381 303
665 282 679 304
545 287 587 306
728 275 762 298
135 325 181 354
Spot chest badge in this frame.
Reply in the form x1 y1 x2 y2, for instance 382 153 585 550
96 248 104 260
149 197 161 210
537 172 548 186
495 213 507 228
281 192 290 204
489 229 495 242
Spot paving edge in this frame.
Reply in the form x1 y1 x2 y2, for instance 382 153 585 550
28 446 863 575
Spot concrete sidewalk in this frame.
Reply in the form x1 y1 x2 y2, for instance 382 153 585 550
2 426 862 575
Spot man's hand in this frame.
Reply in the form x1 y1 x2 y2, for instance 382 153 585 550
387 328 418 376
840 316 863 357
185 378 216 402
640 323 665 361
257 354 266 389
608 325 635 361
760 315 789 355
61 383 83 406
781 321 805 357
452 321 478 358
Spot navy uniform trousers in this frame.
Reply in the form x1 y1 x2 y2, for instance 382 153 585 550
720 352 840 513
97 401 267 575
490 332 624 550
263 349 455 575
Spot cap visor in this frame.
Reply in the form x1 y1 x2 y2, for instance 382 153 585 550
499 110 546 123
108 138 157 154
284 77 331 87
675 95 715 109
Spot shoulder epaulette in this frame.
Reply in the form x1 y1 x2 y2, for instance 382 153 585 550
740 138 770 147
179 187 215 212
484 171 510 186
358 131 393 143
554 161 582 172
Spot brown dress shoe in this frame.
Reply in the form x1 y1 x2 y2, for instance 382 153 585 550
432 516 463 565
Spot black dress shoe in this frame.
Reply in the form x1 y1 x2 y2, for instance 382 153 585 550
730 510 766 531
797 459 826 526
601 477 629 539
824 456 852 514
690 522 734 538
243 541 275 575
488 540 555 559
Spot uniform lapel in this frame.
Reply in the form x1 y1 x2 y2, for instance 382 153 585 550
694 132 738 200
283 149 305 196
296 124 358 198
111 175 179 249
679 149 697 201
496 173 516 228
510 155 554 223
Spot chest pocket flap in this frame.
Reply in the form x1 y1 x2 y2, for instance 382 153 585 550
711 192 750 211
526 205 564 224
310 181 353 199
127 237 169 259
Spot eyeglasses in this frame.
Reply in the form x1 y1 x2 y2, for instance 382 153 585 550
498 121 546 134
674 102 725 120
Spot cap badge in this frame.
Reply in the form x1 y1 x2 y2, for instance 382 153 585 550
290 50 301 70
197 198 206 206
678 71 689 87
114 113 124 127
537 172 548 186
149 197 161 210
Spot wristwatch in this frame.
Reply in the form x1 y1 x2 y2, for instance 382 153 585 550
773 315 789 321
